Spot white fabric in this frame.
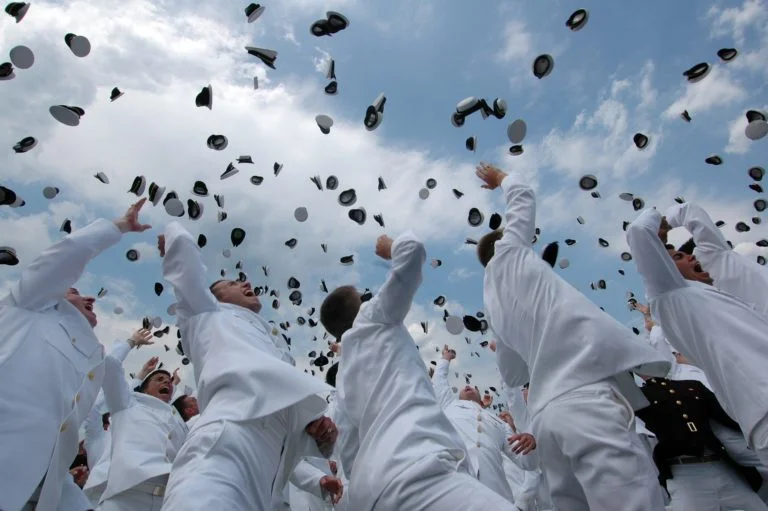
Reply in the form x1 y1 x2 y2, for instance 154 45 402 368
753 415 768 468
666 202 768 316
100 355 187 503
98 481 166 511
627 208 768 445
666 461 768 511
22 476 93 511
433 359 536 502
531 380 666 511
484 175 670 419
0 218 122 511
647 325 714 388
339 231 509 510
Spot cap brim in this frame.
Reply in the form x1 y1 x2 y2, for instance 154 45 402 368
69 36 91 58
9 45 34 69
507 119 527 144
49 105 80 126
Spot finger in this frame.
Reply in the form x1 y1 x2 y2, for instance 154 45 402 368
139 223 152 232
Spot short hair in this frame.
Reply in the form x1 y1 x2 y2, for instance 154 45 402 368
320 285 360 339
326 362 339 388
477 229 503 268
209 279 227 298
664 243 675 251
678 238 696 255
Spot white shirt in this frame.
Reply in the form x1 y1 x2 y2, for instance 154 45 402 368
627 208 768 441
100 355 188 501
433 359 537 502
666 202 768 315
483 175 670 417
0 218 122 511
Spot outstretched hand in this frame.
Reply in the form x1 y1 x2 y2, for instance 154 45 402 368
508 433 536 455
442 344 456 361
319 475 344 505
157 235 166 258
114 198 152 234
475 162 508 190
375 235 393 260
138 356 159 381
129 328 154 349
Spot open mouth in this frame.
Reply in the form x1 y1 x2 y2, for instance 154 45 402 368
159 386 171 395
694 262 703 273
244 290 254 297
84 303 94 312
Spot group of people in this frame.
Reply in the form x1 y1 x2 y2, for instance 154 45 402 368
1 161 767 511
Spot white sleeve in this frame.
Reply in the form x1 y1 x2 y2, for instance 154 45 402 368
495 339 530 389
432 359 455 408
290 459 329 499
7 219 122 312
495 174 536 250
108 339 133 363
84 392 107 466
665 202 730 254
102 356 134 414
626 208 688 299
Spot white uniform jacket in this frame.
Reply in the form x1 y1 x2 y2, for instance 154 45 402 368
665 202 768 316
483 175 670 418
0 218 122 511
433 359 537 501
99 355 188 502
627 208 768 445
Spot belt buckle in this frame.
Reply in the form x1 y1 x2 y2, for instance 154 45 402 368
686 421 698 433
152 486 165 497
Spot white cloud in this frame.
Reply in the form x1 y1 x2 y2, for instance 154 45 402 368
708 0 768 44
496 20 534 63
663 66 746 120
725 110 751 154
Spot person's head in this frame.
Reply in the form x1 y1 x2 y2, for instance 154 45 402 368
459 385 482 405
325 362 339 388
172 395 200 421
673 351 692 366
678 238 696 256
666 248 713 285
65 288 97 327
477 229 504 268
320 285 362 339
209 279 261 313
138 370 173 403
101 412 111 431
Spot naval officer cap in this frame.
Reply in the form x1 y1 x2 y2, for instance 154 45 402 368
154 282 164 296
325 175 339 190
250 175 264 186
316 114 333 134
340 255 354 265
507 119 527 144
9 45 34 69
192 180 209 197
680 110 692 122
632 197 645 211
164 192 185 217
12 136 36 153
749 166 764 181
633 133 649 150
509 145 524 156
195 85 212 109
109 87 124 101
717 48 738 62
373 213 384 227
465 136 477 152
684 62 711 83
128 176 146 196
468 208 484 227
187 199 203 220
207 134 228 151
565 8 588 31
0 185 19 206
231 227 246 247
5 2 30 22
754 199 766 213
364 93 386 131
49 105 85 126
64 33 91 57
489 213 502 230
598 238 609 248
578 175 598 191
433 296 446 307
0 246 19 266
532 54 554 79
148 182 165 205
59 219 71 234
42 186 59 199
245 3 265 23
348 208 366 225
285 238 298 248
745 116 768 141
310 11 350 37
245 46 278 69
541 241 558 268
735 221 750 233
705 155 723 165
126 248 140 262
750 183 764 193
338 189 357 206
294 206 309 222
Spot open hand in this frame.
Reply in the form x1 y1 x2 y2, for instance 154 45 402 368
442 344 456 361
114 198 152 234
475 162 508 190
375 235 393 260
508 433 536 455
172 368 181 386
138 356 160 381
129 328 154 348
319 475 344 505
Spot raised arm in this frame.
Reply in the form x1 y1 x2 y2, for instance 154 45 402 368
84 392 107 466
160 221 219 318
102 356 134 414
367 231 426 324
476 162 535 249
432 346 457 408
626 208 688 298
665 202 729 254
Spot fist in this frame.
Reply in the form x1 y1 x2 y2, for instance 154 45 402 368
319 475 344 505
442 344 456 361
157 235 166 257
375 235 393 260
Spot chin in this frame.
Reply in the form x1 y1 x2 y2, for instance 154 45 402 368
87 313 98 328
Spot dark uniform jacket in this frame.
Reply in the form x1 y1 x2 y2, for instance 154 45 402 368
636 378 762 492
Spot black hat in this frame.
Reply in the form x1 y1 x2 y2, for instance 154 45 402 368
565 238 576 246
426 178 437 190
598 238 609 247
754 199 766 212
220 163 238 180
316 114 333 134
735 221 750 232
746 110 767 123
340 255 354 265
468 208 484 227
715 220 726 227
750 183 764 193
349 208 366 225
148 182 165 205
245 46 278 69
373 213 384 227
541 241 558 268
752 216 761 225
285 238 298 248
289 290 302 304
758 256 767 266
5 2 30 23
49 105 84 126
749 167 764 181
325 175 339 190
338 189 357 206
60 219 72 234
509 145 524 156
109 87 124 102
128 176 146 196
377 176 387 191
195 85 212 109
64 33 91 58
756 239 768 248
621 252 633 261
0 61 14 81
565 8 589 31
231 228 246 247
717 48 738 62
579 175 598 191
324 81 338 95
245 3 265 23
463 315 482 332
192 180 208 197
434 296 446 307
310 11 350 37
364 93 386 131
126 249 140 262
207 134 228 151
489 213 502 230
288 277 300 289
0 246 19 266
452 189 464 199
250 175 264 186
705 155 723 165
465 136 477 152
633 133 649 149
632 197 645 211
187 199 203 220
683 62 711 83
532 54 554 79
13 137 37 153
680 110 692 122
274 162 283 176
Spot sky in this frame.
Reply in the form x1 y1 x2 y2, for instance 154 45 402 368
1 0 767 403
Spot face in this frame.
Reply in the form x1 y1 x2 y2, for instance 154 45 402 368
181 396 200 421
459 385 482 404
65 288 97 327
143 372 173 403
211 280 261 313
674 352 691 366
522 386 529 404
667 249 713 284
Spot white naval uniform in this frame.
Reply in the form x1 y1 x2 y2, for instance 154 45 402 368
628 208 768 467
665 201 768 316
0 218 123 511
484 174 670 511
433 359 537 502
338 231 516 511
275 459 333 510
99 355 187 510
159 221 330 511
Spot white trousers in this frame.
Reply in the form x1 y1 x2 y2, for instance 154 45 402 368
372 451 517 510
667 461 768 511
531 380 666 511
161 415 285 511
98 488 164 511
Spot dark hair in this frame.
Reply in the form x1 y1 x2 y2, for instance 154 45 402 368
664 244 675 251
477 229 504 267
678 238 696 255
326 362 339 388
209 279 227 297
320 286 361 339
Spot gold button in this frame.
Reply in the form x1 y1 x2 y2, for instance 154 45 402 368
75 393 81 403
695 396 700 400
60 423 68 433
669 389 676 394
172 409 177 415
653 400 658 404
87 371 95 381
660 381 667 386
682 414 688 419
676 400 682 405
688 388 694 392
